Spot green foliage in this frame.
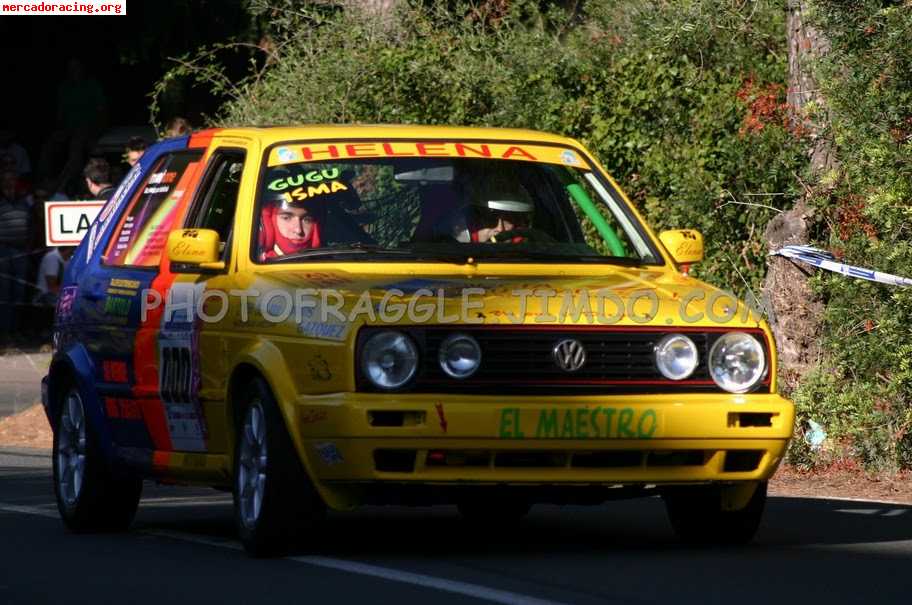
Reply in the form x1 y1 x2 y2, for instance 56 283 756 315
788 0 912 472
175 0 803 301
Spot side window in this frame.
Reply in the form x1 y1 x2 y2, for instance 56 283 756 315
104 152 203 267
185 150 245 260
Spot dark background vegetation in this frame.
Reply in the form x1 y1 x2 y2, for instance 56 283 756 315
0 0 251 155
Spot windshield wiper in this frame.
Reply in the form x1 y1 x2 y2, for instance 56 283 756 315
473 250 646 265
273 243 470 264
273 244 409 262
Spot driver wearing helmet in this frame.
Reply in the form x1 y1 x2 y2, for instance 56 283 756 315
454 199 534 243
258 189 329 261
448 166 535 243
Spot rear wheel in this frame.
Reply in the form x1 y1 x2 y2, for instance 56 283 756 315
233 377 324 557
52 381 142 532
663 481 767 545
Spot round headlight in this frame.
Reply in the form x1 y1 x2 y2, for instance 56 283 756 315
438 333 482 379
361 331 418 390
654 334 699 380
708 332 766 393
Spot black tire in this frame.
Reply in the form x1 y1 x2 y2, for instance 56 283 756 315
233 377 325 557
663 481 767 545
457 493 531 525
52 380 142 532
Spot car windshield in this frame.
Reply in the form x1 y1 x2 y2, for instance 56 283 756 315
254 141 660 264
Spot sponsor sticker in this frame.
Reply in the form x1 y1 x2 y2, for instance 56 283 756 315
561 150 580 165
298 321 348 341
498 407 660 440
314 442 344 465
267 141 591 169
57 286 78 320
87 162 143 262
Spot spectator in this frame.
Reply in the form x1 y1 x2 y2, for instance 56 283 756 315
0 169 31 335
0 130 31 178
124 136 147 167
83 158 114 201
33 246 74 305
1 153 31 198
164 116 192 139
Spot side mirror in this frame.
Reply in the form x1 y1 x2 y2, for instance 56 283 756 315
659 229 704 265
167 228 224 270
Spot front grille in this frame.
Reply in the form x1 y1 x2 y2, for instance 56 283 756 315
356 326 771 395
427 328 711 381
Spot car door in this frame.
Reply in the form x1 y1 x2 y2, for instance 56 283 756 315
88 149 206 459
137 141 254 472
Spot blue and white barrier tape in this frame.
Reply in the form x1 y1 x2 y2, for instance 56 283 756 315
772 245 912 287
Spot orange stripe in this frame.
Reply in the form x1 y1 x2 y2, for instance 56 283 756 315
152 450 170 473
188 128 221 150
132 154 210 452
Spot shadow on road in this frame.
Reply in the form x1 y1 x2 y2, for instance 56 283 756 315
131 492 912 604
4 468 910 555
6 468 912 605
762 496 912 547
133 491 912 555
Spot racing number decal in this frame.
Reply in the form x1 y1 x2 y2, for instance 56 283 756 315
156 281 208 452
160 346 192 402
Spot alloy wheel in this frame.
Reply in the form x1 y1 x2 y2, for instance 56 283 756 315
57 390 87 507
238 402 268 528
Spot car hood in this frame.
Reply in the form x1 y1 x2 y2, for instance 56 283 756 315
240 265 765 332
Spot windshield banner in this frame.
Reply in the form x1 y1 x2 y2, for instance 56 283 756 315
267 141 591 169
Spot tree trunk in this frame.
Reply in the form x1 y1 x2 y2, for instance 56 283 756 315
761 0 835 391
342 0 401 27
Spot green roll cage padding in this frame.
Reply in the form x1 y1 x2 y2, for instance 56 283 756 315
566 183 627 257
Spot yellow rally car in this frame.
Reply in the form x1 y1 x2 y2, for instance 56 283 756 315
43 125 794 555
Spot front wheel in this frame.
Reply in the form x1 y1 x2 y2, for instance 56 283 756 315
663 481 767 545
52 382 142 532
233 377 324 557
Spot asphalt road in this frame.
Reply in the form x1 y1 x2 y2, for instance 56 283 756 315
0 352 50 418
1 449 910 605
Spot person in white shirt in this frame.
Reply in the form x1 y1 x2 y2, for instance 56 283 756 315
34 246 74 304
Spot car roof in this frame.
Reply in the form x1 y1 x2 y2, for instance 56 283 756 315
198 124 581 148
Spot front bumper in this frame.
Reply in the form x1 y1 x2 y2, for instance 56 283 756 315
290 392 794 485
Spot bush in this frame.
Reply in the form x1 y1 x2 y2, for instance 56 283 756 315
177 0 804 300
789 0 912 472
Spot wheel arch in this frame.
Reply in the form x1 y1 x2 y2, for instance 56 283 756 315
46 356 78 432
46 344 115 461
224 342 356 510
224 341 297 442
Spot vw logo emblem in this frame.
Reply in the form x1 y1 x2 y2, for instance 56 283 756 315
553 339 586 372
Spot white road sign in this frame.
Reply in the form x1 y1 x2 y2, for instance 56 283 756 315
45 201 105 247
